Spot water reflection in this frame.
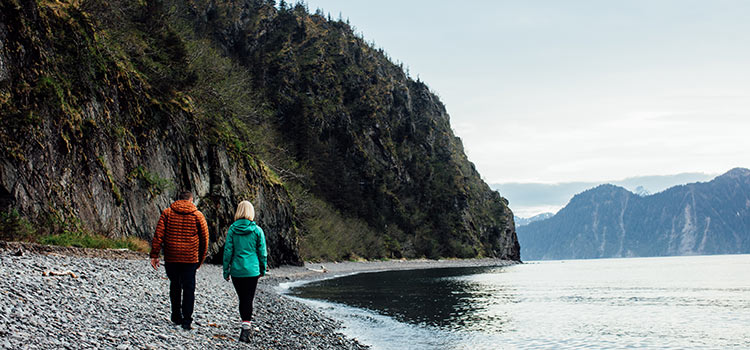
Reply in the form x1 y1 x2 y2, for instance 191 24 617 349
288 266 514 332
289 256 750 350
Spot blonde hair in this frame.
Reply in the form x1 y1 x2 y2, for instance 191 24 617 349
234 200 255 221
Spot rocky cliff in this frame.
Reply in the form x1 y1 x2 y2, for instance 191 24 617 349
518 168 750 260
0 0 519 263
0 0 300 265
186 0 519 260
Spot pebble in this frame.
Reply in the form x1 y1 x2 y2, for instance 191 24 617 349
0 249 369 350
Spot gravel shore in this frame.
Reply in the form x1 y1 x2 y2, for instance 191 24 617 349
0 242 516 349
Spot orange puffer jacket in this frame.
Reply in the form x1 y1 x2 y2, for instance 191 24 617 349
150 200 209 264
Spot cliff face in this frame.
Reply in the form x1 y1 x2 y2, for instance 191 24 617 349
0 0 300 265
0 0 519 262
518 168 750 260
183 0 518 260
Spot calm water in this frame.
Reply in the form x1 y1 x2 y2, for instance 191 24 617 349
286 255 750 349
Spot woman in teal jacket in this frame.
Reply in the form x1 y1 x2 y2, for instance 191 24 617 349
223 200 268 343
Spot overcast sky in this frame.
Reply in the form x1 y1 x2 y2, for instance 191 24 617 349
303 0 750 184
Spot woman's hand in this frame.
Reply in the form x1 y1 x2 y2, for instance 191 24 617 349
225 276 230 281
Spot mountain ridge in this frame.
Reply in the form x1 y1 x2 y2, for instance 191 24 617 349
514 212 554 227
518 168 750 260
493 172 717 217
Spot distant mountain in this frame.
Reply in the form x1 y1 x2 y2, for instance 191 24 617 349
517 168 750 260
492 172 716 217
515 213 554 227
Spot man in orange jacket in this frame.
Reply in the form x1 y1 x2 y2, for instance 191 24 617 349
150 191 209 330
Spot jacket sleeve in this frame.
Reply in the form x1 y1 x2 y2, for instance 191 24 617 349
256 226 268 275
150 209 168 259
196 211 210 265
223 227 234 280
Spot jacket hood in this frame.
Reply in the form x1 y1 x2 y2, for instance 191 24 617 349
230 219 259 236
170 200 198 214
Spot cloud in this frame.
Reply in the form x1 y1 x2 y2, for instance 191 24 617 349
463 105 750 183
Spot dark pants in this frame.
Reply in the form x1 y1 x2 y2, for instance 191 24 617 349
164 262 198 325
231 276 260 322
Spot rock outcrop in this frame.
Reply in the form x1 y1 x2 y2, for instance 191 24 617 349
0 0 300 265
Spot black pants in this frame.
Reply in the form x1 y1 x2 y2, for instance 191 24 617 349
231 276 260 322
164 262 198 325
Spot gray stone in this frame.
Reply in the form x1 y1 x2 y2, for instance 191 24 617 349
0 250 371 350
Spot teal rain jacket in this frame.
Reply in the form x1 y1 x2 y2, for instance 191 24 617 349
223 219 268 279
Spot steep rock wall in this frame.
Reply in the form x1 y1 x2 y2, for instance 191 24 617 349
0 0 300 266
178 0 519 260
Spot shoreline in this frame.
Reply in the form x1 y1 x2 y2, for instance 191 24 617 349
268 257 519 286
0 242 518 349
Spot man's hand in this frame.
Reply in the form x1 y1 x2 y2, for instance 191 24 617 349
150 258 160 270
225 276 230 281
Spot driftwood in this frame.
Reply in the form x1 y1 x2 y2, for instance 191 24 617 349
306 265 328 273
42 270 78 278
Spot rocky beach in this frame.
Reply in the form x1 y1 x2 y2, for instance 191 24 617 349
0 243 516 350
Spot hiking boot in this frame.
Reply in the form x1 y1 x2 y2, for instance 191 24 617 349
181 322 192 330
239 328 251 343
171 314 183 325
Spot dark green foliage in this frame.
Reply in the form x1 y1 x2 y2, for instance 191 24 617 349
0 208 148 251
298 193 386 262
1 0 177 159
39 208 149 251
40 232 149 252
97 156 123 206
0 209 37 242
128 166 174 198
